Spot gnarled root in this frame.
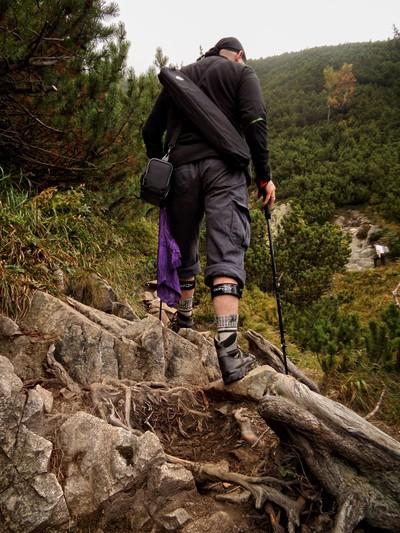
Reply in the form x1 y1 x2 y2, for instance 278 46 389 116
166 453 305 531
258 381 400 532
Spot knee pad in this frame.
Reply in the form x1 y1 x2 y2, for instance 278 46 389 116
180 278 196 291
211 283 242 299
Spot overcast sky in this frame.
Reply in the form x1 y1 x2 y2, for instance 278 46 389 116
116 1 399 74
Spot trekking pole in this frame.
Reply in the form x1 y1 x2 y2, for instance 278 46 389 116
264 205 289 375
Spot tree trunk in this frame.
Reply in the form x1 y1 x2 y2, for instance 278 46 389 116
249 338 400 532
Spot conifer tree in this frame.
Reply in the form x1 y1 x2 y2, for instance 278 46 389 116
0 0 152 186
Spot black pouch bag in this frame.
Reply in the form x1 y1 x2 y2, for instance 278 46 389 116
140 157 173 207
140 125 181 207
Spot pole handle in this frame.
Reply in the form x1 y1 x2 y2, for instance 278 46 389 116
264 204 272 220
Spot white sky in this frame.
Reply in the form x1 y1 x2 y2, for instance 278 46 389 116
116 1 399 74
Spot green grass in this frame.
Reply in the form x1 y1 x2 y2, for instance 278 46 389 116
0 178 158 317
332 263 400 324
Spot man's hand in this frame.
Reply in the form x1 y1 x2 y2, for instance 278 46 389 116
258 179 276 208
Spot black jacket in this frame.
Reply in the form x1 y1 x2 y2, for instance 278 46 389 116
142 55 271 183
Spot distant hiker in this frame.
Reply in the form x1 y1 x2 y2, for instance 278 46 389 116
374 244 389 267
143 37 275 385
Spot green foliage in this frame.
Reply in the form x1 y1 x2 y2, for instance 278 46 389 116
274 206 350 305
0 0 159 187
280 173 336 223
365 303 400 371
0 173 158 316
387 231 400 259
285 297 362 374
251 38 400 221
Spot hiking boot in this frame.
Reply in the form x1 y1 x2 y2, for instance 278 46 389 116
169 312 194 332
214 333 257 385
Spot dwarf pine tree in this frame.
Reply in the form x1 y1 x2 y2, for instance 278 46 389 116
0 0 154 186
274 206 350 305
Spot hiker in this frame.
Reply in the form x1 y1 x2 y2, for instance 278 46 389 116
374 244 389 267
142 37 275 385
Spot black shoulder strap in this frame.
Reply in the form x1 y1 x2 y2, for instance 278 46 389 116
163 119 181 161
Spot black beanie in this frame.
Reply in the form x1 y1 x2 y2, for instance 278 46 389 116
204 37 246 60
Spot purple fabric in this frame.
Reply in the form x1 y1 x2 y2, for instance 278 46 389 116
157 208 181 306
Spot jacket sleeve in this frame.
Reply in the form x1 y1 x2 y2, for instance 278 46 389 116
238 68 272 184
142 89 169 159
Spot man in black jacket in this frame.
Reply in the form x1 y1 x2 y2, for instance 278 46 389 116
143 37 276 385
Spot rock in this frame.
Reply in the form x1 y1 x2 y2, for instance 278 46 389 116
0 356 25 456
335 210 381 271
0 330 50 382
182 510 236 533
0 315 21 337
0 357 69 531
148 463 195 497
0 317 50 382
111 301 139 321
20 292 122 384
22 388 44 432
67 273 117 313
12 291 218 386
11 425 52 478
157 508 192 530
179 329 220 382
58 411 165 517
163 328 215 386
35 384 53 413
52 268 66 292
1 473 69 533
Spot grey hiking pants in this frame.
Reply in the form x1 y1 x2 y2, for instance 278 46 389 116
167 158 251 288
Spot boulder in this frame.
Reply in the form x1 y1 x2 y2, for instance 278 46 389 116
34 384 53 413
0 313 49 381
148 463 195 497
58 411 165 517
156 508 192 530
0 356 69 532
13 291 218 387
335 210 381 271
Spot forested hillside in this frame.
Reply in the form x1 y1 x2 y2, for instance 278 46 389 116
252 38 400 222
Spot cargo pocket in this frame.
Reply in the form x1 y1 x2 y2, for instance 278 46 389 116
230 200 251 249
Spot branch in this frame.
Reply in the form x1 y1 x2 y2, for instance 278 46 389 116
365 388 385 420
29 55 73 67
245 330 320 392
8 96 63 133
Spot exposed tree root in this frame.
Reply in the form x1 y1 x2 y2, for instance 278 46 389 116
245 330 319 392
85 378 209 439
166 453 306 532
233 407 259 444
257 367 400 531
46 343 82 396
